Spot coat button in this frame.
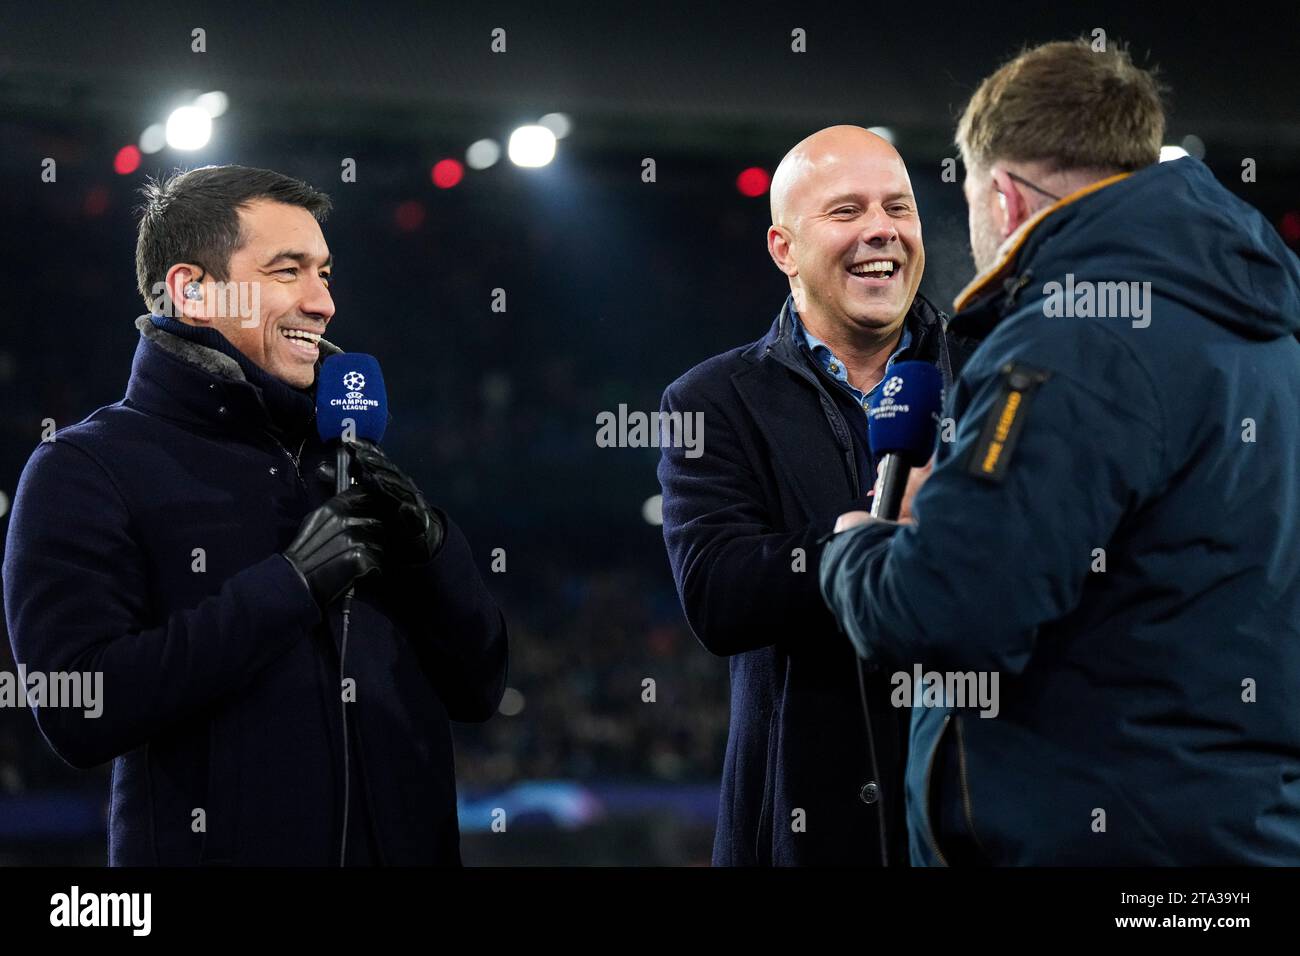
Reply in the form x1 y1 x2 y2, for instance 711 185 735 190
217 405 228 415
859 782 880 805
268 466 278 476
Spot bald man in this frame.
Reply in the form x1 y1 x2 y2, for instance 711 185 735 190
657 126 976 866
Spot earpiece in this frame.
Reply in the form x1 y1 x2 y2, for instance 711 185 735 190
184 282 203 301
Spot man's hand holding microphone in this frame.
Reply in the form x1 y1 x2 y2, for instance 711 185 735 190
832 360 944 535
283 486 387 607
834 456 933 533
281 352 444 609
282 439 445 607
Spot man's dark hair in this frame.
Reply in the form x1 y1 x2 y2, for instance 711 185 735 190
135 165 332 313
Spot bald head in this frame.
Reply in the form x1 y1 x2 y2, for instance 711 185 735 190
765 124 925 340
770 126 905 230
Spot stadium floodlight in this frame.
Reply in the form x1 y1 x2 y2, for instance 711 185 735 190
538 112 572 139
165 106 212 151
466 138 501 169
139 123 166 154
508 125 557 168
195 91 229 118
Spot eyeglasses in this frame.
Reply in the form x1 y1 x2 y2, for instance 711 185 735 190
1002 170 1062 202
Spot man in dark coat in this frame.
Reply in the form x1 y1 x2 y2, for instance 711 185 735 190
658 127 974 865
821 41 1300 864
3 165 507 865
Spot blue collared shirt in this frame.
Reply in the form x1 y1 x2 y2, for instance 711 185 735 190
790 305 913 414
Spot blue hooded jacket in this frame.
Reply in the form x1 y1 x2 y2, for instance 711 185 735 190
820 158 1300 865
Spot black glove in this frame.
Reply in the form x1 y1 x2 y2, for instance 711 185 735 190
315 440 444 565
283 487 386 606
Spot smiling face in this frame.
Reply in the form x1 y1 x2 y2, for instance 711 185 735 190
172 199 335 388
768 127 925 338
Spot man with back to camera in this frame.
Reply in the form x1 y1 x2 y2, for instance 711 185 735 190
658 126 977 865
3 165 508 865
821 41 1300 864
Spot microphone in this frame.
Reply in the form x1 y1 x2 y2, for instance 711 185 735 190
867 360 943 520
316 353 388 495
314 353 388 868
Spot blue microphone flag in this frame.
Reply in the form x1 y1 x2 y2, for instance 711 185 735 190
316 353 388 444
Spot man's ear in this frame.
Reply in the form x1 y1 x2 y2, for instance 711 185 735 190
990 169 1030 240
165 263 209 323
767 224 798 278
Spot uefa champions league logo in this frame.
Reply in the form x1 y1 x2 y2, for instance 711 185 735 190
873 375 909 416
330 369 378 412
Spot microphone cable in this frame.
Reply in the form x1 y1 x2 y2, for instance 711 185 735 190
335 440 354 867
338 587 354 867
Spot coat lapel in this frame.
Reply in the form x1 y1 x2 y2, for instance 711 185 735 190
730 356 858 524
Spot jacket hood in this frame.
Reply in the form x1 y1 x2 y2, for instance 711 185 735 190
958 158 1300 341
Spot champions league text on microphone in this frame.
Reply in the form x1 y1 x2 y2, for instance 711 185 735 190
1 1 1297 940
866 361 944 520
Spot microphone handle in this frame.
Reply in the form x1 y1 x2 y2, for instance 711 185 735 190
870 453 910 521
335 445 350 496
335 444 356 602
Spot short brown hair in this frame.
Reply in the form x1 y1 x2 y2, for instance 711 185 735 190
956 39 1165 174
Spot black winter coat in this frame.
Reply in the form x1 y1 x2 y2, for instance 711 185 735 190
4 317 508 865
658 294 973 865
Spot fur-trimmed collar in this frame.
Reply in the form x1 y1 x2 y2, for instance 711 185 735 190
135 314 343 383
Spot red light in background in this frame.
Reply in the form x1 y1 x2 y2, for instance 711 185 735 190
431 158 464 189
1280 211 1300 245
394 200 426 232
84 186 110 217
114 145 141 175
736 167 771 198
